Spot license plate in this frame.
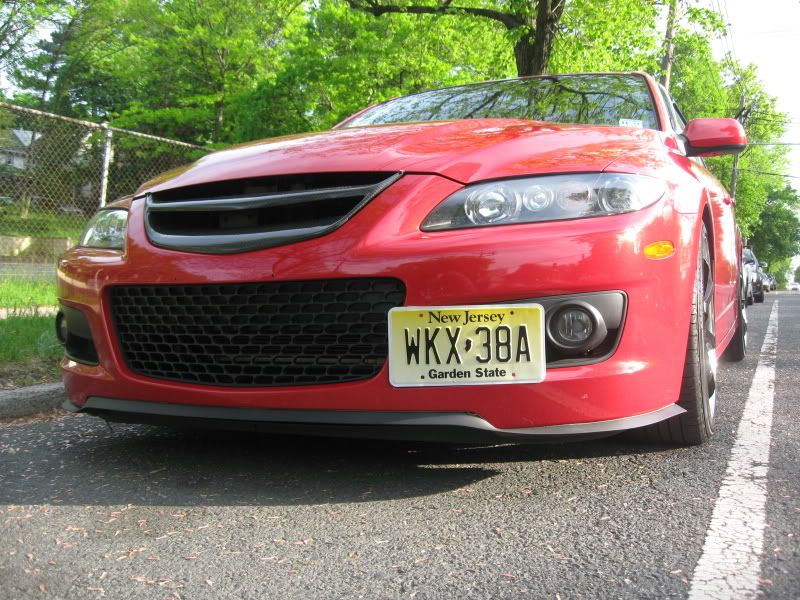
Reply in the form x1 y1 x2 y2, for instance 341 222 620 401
388 304 546 387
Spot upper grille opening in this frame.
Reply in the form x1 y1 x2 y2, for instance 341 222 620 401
144 172 401 254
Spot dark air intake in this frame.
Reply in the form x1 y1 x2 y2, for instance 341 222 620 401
110 278 406 387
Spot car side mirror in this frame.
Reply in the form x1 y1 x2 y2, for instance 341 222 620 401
683 118 747 157
759 261 768 268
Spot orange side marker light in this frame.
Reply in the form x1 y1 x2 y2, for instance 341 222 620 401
644 241 675 260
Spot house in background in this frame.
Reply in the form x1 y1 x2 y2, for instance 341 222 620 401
0 128 40 169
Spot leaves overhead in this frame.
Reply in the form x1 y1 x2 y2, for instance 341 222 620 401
0 0 795 261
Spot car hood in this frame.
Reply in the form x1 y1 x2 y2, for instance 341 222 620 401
137 119 667 195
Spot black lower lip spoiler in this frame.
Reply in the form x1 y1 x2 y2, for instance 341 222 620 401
63 397 685 444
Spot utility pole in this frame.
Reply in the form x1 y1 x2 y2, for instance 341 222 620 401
731 97 757 200
660 0 679 90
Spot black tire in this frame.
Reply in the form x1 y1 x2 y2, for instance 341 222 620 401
722 275 747 362
635 224 716 445
754 288 765 303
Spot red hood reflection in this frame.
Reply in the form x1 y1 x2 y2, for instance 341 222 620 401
137 119 667 194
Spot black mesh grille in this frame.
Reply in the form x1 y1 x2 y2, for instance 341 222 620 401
109 278 405 387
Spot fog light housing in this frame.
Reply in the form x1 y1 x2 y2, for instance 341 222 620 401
546 301 607 354
55 304 99 365
55 311 68 344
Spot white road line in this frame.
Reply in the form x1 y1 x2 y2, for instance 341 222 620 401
688 301 779 600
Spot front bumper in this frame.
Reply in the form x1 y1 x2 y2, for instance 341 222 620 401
63 397 685 443
58 174 699 434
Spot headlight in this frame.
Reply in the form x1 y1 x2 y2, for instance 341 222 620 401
79 209 129 249
421 173 666 231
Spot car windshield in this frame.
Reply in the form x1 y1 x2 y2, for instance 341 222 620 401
743 249 756 263
344 74 659 130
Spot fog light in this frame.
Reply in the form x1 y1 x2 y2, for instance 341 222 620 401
556 308 593 343
546 301 608 354
55 311 68 344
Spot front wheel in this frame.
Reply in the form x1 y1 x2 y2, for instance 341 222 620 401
636 224 716 445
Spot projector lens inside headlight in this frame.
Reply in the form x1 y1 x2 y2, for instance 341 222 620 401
521 185 554 212
464 186 521 225
421 173 665 231
79 209 128 249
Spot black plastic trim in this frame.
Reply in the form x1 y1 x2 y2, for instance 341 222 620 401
64 396 685 443
684 142 746 157
145 172 403 254
507 291 627 368
58 304 99 365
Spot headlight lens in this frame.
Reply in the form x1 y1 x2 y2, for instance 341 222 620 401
79 209 128 249
464 185 521 225
421 173 665 231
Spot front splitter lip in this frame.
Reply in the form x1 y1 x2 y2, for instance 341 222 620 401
63 397 685 444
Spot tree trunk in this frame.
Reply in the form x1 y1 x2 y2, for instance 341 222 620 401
513 33 537 77
513 0 566 76
659 0 679 89
213 98 225 142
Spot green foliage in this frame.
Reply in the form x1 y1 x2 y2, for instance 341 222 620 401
231 1 512 140
0 315 62 386
0 209 86 240
12 0 305 143
769 257 791 289
0 0 62 73
2 0 796 257
665 13 789 238
749 186 800 273
551 0 661 73
0 278 57 308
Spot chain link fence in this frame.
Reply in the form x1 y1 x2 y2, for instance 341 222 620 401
0 102 209 273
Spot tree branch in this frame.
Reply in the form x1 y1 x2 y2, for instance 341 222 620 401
346 0 523 31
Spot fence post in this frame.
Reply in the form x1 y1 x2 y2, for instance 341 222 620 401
99 123 113 207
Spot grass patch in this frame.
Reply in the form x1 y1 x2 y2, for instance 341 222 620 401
0 314 62 388
0 278 58 308
0 209 86 240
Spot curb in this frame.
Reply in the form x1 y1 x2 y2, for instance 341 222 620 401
0 306 59 320
0 381 65 419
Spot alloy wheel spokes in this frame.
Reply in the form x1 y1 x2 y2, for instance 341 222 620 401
701 236 717 404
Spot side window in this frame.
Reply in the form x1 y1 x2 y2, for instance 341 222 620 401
669 97 688 134
657 85 706 166
657 84 685 134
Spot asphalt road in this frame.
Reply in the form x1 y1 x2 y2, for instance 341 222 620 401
1 293 798 599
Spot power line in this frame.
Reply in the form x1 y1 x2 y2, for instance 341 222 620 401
738 168 800 179
713 0 746 98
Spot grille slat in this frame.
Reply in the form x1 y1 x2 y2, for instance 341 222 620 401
110 278 405 387
144 172 402 254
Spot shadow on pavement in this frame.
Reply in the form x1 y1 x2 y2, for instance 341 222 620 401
0 414 674 507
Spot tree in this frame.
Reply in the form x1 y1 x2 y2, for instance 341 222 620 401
12 1 155 119
749 186 800 266
664 9 789 237
231 0 511 139
11 0 305 143
0 0 61 75
346 0 566 76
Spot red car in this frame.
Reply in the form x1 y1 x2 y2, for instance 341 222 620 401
57 72 748 445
